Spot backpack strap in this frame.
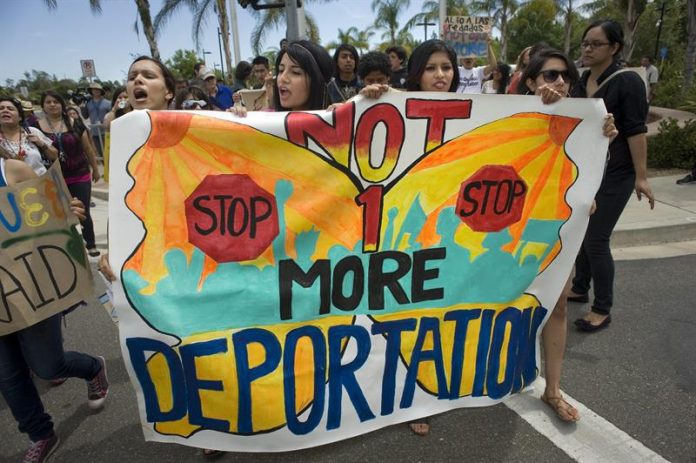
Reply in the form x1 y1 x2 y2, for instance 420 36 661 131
589 68 635 97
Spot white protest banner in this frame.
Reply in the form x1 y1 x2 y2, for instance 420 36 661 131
109 93 607 451
0 162 93 335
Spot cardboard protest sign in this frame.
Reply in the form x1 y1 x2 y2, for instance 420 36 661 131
443 16 492 59
0 162 93 335
109 94 608 451
238 88 269 110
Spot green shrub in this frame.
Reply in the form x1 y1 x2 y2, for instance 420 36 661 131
648 117 696 168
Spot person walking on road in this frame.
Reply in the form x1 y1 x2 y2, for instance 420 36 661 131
0 157 109 463
569 20 655 332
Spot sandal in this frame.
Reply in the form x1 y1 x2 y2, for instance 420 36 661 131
202 449 224 458
408 417 430 436
541 393 579 422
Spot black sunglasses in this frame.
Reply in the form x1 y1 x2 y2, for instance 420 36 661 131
540 69 570 83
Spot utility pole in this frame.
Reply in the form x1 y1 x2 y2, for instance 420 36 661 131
285 1 306 41
228 0 242 65
439 0 447 39
217 28 225 79
654 2 666 60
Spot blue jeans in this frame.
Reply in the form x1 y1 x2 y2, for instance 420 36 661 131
572 171 635 315
0 313 100 441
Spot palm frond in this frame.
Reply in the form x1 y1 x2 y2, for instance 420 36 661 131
89 0 102 14
154 0 198 33
191 0 215 50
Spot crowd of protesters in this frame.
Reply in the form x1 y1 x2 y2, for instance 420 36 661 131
0 16 682 462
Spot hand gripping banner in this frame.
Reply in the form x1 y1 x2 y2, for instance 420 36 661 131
109 93 608 451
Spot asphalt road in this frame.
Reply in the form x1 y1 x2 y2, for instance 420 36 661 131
1 255 694 463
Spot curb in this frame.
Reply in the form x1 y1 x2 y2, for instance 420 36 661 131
613 221 696 248
93 188 108 201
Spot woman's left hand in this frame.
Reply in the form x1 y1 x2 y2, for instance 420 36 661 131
227 102 247 117
537 84 564 105
635 178 655 209
92 168 101 183
70 197 86 221
602 113 618 141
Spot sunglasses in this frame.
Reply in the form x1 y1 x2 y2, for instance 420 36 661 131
540 69 570 83
182 99 207 109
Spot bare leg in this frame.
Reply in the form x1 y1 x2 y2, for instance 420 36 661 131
541 276 579 422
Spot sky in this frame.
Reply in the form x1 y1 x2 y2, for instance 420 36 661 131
1 0 429 85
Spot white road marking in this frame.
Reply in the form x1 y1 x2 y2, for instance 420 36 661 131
505 377 669 463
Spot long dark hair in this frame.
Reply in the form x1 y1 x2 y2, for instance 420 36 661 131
406 39 460 92
582 19 624 59
129 56 176 98
333 44 360 79
491 63 511 94
0 97 25 126
110 86 130 119
40 90 78 134
516 49 579 95
273 40 334 111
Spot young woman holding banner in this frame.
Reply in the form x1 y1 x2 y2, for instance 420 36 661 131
0 157 109 463
362 42 617 432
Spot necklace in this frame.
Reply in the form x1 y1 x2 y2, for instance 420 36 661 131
0 126 25 160
45 117 65 134
45 117 66 161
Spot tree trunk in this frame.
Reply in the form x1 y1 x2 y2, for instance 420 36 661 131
686 0 696 88
622 0 642 62
134 0 159 59
216 0 234 83
563 0 573 56
501 12 508 62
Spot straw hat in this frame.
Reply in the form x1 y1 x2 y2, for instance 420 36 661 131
88 82 106 95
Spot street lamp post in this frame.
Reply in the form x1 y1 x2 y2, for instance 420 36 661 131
217 28 226 79
654 2 667 60
202 49 212 65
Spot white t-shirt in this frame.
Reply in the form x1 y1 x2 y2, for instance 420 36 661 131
0 126 49 175
481 80 498 94
645 65 659 84
457 66 487 94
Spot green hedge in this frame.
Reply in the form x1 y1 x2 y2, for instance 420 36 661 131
648 117 696 168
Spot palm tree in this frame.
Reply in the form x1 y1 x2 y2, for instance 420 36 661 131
154 0 233 81
404 0 468 32
470 0 520 61
325 27 375 54
555 0 574 55
248 1 335 54
371 0 411 44
44 0 160 59
134 0 161 59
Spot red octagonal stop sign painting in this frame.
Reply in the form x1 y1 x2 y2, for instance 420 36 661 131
185 174 279 262
456 165 527 232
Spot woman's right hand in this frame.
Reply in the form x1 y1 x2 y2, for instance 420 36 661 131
536 84 564 105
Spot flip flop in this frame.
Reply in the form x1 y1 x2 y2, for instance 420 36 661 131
541 394 580 422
